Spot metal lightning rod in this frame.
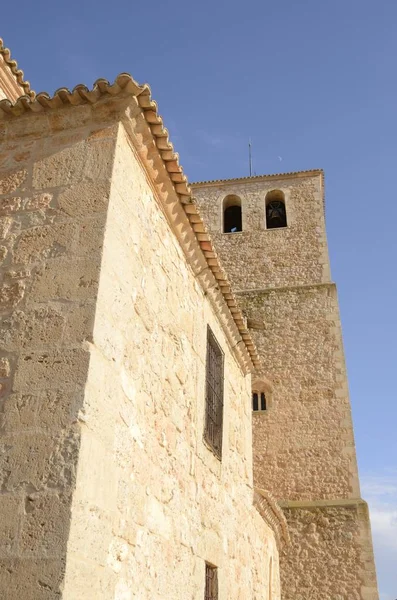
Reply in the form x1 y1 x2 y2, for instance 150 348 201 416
248 138 253 177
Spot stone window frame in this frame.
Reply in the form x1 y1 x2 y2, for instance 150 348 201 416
252 378 272 414
220 193 244 234
264 188 289 230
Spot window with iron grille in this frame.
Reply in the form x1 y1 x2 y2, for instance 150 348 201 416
204 327 224 459
205 563 218 600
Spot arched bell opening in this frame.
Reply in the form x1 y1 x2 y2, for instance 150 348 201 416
265 190 287 229
223 195 242 233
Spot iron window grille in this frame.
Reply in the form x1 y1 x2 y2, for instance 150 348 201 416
253 392 266 411
204 327 224 459
205 563 218 600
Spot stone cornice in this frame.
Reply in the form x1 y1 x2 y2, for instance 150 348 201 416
254 488 290 550
236 282 336 295
191 170 323 187
278 498 369 510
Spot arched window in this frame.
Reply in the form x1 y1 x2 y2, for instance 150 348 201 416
265 190 287 229
223 195 242 233
252 378 271 412
252 391 266 412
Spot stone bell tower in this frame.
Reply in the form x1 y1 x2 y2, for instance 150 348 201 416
192 170 379 600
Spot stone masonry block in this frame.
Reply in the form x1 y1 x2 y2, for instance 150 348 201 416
0 357 11 377
0 216 12 238
0 558 65 600
0 280 25 312
58 181 110 217
32 143 87 189
0 306 65 351
13 222 77 265
21 493 71 558
24 193 53 211
66 501 113 567
0 433 61 492
30 257 99 302
0 495 23 557
0 169 27 195
13 349 91 393
61 555 114 600
0 245 8 265
32 138 116 190
62 302 96 346
48 105 92 132
75 217 106 257
6 115 50 140
0 195 22 215
1 389 82 432
83 139 116 182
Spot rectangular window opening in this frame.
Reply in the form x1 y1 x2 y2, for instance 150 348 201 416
261 392 267 411
204 327 224 459
205 563 218 600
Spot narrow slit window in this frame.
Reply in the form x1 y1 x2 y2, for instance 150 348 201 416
252 392 259 411
205 564 218 600
261 392 267 411
204 327 224 459
223 195 242 233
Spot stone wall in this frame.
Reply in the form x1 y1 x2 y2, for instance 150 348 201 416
193 174 358 501
193 173 330 291
239 283 359 501
0 104 118 598
0 97 282 598
193 174 379 600
62 122 281 600
280 501 378 600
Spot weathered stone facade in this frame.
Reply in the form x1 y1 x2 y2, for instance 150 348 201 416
0 38 379 600
0 70 284 599
193 174 379 600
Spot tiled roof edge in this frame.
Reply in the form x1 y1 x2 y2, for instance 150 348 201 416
190 169 324 186
0 38 34 99
0 72 261 371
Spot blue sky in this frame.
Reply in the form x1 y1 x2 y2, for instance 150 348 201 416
2 0 396 596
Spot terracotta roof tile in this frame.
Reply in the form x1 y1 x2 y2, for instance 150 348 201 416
0 38 34 99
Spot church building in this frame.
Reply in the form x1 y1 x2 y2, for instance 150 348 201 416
0 37 379 600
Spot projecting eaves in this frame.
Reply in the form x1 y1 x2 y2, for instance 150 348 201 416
0 38 34 102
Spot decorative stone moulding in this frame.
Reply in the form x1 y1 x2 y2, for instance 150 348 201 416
254 488 290 550
0 38 34 99
0 73 261 372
